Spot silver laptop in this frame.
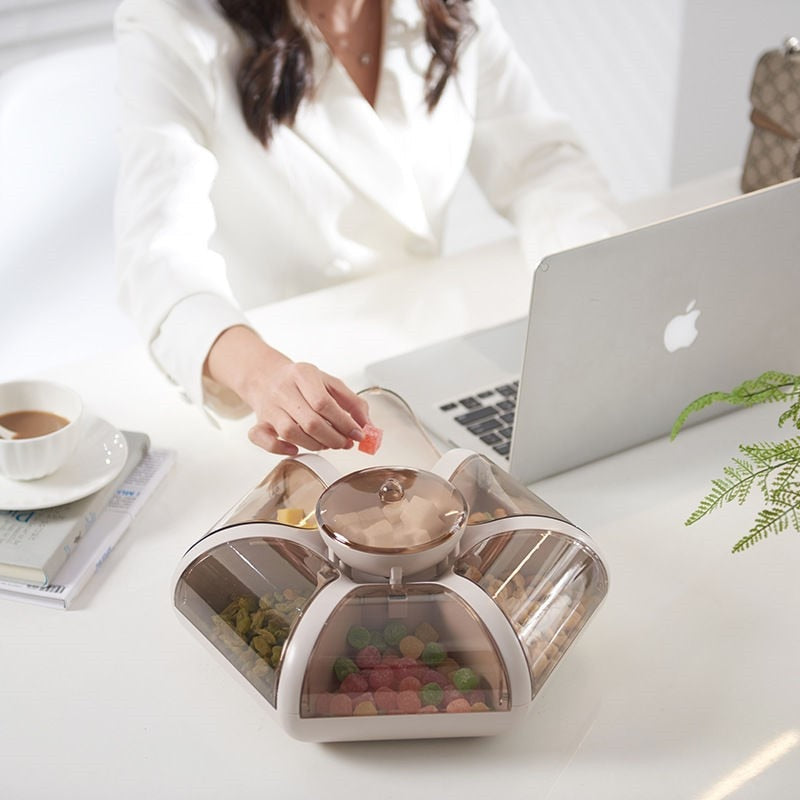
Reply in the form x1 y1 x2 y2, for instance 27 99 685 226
365 178 800 484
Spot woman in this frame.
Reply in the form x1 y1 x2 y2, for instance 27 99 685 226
114 0 622 455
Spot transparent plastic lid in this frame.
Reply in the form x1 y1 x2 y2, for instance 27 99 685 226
455 529 607 696
317 467 467 554
174 538 338 707
300 584 511 718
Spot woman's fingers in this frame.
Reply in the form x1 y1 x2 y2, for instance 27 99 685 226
326 374 372 429
249 362 372 454
290 365 367 446
248 421 299 456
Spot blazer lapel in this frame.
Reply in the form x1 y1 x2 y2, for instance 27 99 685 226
290 33 435 243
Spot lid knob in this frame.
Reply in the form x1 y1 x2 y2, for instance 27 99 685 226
379 478 405 503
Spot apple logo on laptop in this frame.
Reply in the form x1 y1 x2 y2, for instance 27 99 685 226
663 300 700 353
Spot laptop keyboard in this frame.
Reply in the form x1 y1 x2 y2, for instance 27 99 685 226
438 381 518 459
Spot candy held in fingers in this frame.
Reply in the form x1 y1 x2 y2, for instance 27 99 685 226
358 423 383 454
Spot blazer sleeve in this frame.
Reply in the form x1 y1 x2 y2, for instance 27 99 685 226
466 0 626 270
114 0 250 416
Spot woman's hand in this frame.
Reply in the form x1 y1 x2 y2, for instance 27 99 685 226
205 325 371 455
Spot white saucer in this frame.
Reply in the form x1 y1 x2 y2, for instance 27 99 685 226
0 416 129 511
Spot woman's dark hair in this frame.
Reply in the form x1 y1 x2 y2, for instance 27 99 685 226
216 0 475 145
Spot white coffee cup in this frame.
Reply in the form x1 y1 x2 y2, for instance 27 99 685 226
0 380 84 481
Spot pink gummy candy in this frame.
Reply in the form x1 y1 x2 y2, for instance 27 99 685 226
358 424 383 455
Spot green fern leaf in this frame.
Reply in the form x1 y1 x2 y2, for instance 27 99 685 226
685 460 757 524
670 391 728 440
770 461 800 496
671 371 800 440
732 506 792 552
739 437 800 465
778 399 800 429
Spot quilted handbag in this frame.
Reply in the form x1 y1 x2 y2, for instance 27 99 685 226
741 36 800 193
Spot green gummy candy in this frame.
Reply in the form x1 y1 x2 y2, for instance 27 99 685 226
346 625 371 650
333 656 358 682
420 682 444 707
421 641 446 666
451 667 479 691
369 629 388 653
383 621 408 647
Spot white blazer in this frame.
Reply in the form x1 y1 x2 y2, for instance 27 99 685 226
114 0 622 414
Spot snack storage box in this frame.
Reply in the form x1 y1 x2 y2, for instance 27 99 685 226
172 444 609 742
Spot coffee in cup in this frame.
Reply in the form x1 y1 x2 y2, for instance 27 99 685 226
0 410 70 440
0 381 83 480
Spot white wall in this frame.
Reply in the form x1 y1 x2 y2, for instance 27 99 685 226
443 0 686 253
671 0 799 185
0 0 116 71
444 0 799 254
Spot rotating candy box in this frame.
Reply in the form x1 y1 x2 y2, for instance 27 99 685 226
172 389 608 742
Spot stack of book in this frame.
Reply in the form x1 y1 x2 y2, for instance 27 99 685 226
0 431 174 608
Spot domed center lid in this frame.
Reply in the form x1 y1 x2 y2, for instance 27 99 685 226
317 466 467 553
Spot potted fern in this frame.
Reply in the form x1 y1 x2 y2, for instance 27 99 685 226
671 371 800 553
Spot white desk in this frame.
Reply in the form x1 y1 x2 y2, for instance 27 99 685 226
3 172 799 799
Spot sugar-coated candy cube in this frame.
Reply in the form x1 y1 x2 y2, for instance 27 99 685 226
470 702 490 712
405 528 432 546
381 500 407 523
445 698 472 713
276 507 305 525
333 511 360 529
400 495 442 533
362 519 394 548
358 424 383 455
